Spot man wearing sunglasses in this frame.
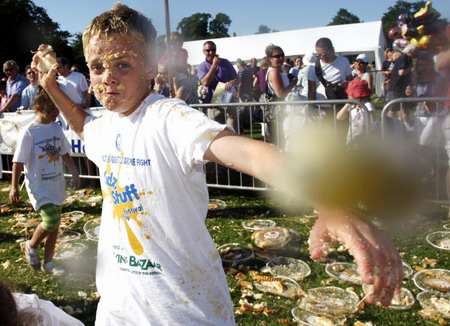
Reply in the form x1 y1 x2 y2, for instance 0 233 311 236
197 41 239 130
197 41 237 104
1 60 29 113
307 37 353 102
21 65 40 110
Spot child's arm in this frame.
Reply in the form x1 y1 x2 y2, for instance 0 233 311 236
9 162 24 204
205 128 403 306
62 153 81 189
336 103 351 121
34 52 88 139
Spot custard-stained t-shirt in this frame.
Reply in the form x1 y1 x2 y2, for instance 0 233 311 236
83 94 235 325
13 121 70 210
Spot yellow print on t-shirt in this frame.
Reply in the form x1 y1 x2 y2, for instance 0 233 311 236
38 136 61 164
102 152 152 256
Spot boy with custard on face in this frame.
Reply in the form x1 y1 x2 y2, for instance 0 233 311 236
36 4 404 324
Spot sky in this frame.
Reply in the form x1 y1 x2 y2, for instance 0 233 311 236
32 0 450 39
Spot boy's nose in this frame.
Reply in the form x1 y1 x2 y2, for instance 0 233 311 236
102 70 116 84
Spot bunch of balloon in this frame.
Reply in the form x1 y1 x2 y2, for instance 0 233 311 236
388 1 442 52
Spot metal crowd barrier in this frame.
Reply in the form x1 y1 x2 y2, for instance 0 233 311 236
381 97 450 205
191 99 369 191
0 99 370 192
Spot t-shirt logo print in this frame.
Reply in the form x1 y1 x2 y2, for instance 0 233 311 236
38 136 61 164
103 155 152 256
115 133 122 152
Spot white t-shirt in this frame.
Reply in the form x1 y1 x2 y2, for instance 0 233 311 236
57 71 88 105
347 102 375 146
266 67 289 96
83 94 234 325
308 56 352 100
13 293 84 326
13 121 70 210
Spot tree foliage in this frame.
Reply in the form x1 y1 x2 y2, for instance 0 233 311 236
255 25 279 34
209 13 231 38
176 13 231 41
0 0 73 73
328 8 361 26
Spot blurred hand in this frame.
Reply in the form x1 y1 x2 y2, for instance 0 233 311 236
309 208 403 307
9 187 20 204
71 174 81 189
224 80 235 92
212 55 221 67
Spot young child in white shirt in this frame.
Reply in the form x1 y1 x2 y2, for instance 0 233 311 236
337 79 375 148
9 88 80 275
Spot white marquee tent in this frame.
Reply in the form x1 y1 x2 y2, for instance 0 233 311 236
183 21 387 94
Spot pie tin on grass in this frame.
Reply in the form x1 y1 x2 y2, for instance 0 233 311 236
54 242 86 260
254 276 305 299
444 224 450 230
61 210 85 221
208 199 226 210
217 243 254 264
57 230 81 243
362 284 415 310
325 262 414 285
413 269 450 293
251 227 299 250
291 307 346 326
80 195 103 203
242 219 276 231
426 231 450 250
417 291 450 319
84 219 101 241
266 256 311 281
299 286 360 317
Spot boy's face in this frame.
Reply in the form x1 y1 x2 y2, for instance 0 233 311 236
85 34 155 116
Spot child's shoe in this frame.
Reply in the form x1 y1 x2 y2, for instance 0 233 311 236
24 241 40 270
42 261 65 276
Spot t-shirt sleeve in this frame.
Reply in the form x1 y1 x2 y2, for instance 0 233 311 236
197 62 208 80
164 101 227 168
343 58 353 77
58 126 71 155
307 66 316 81
13 79 29 96
13 129 32 164
80 75 89 92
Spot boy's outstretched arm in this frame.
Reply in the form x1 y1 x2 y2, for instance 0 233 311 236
34 55 88 139
62 153 81 189
9 162 24 204
205 129 403 306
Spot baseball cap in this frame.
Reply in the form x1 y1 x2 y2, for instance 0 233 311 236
303 52 317 65
356 54 369 63
346 79 371 98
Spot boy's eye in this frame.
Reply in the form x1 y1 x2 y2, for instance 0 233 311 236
91 64 103 72
118 63 130 69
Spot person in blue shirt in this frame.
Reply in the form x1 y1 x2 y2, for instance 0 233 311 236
2 60 29 112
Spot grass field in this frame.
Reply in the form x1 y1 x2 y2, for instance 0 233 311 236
0 182 449 325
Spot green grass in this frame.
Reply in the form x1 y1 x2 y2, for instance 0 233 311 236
0 184 449 325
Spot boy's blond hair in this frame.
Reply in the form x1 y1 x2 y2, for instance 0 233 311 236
82 3 156 64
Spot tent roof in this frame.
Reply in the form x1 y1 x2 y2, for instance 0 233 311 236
183 21 386 67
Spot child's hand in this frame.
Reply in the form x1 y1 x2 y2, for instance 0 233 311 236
8 187 20 204
309 208 403 307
